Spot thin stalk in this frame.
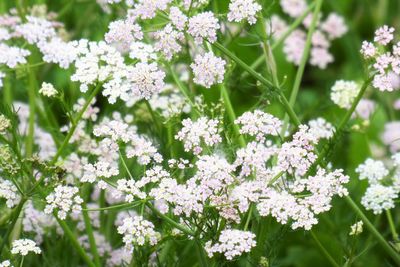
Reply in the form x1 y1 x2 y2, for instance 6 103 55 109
84 201 142 212
56 217 96 267
145 100 162 134
310 77 373 170
146 203 195 236
242 2 316 79
345 196 400 265
281 0 323 135
25 67 37 158
0 198 26 255
29 83 103 195
195 240 209 267
212 42 301 127
2 76 12 107
82 203 101 267
168 64 200 114
219 84 246 148
310 230 340 267
51 83 102 164
386 210 399 242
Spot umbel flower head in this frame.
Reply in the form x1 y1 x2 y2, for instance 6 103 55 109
11 239 41 256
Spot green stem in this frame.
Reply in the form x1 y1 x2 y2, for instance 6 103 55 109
212 42 301 127
281 0 323 134
28 83 103 195
25 67 37 158
345 196 400 265
81 203 101 267
51 83 102 164
219 84 246 148
0 198 27 255
146 203 195 236
83 201 142 212
56 217 96 267
242 2 316 79
310 230 340 267
310 77 373 170
386 210 399 242
195 240 209 267
168 64 199 114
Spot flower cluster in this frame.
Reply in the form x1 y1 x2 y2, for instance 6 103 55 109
205 229 256 260
361 25 400 91
235 110 282 142
191 52 226 88
175 117 222 154
11 239 41 256
117 216 160 250
356 154 400 214
44 185 83 220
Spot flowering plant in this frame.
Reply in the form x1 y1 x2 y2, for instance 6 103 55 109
0 0 400 266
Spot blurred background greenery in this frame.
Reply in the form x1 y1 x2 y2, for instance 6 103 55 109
1 0 400 266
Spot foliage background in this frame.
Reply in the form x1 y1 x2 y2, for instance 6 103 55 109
1 0 400 266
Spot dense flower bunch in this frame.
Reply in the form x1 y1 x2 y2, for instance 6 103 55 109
361 25 400 91
356 154 400 214
1 1 400 266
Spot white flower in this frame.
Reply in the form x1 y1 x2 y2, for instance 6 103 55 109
320 13 348 40
129 42 156 62
169 7 187 30
330 80 359 109
191 52 226 88
39 82 58 97
356 158 389 184
277 125 318 176
37 38 87 69
205 229 256 260
128 62 166 100
310 47 333 69
175 117 222 155
0 179 20 208
235 110 282 141
131 0 172 19
11 239 41 256
361 184 397 214
382 121 400 152
117 216 160 250
44 185 83 220
15 16 56 44
227 0 262 25
154 24 185 60
0 260 12 267
188 11 220 44
0 43 30 68
280 0 307 18
360 41 376 59
105 19 143 51
349 221 363 235
308 118 334 139
374 25 395 46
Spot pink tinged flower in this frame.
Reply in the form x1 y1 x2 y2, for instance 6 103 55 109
188 11 220 44
310 47 333 69
354 99 376 120
374 25 395 46
227 0 262 25
382 121 400 152
360 41 376 59
280 0 307 18
320 13 348 40
191 52 226 88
